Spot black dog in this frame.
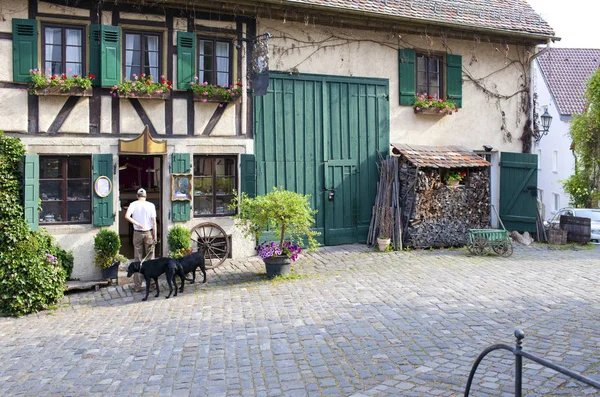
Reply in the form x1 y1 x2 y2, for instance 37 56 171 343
126 258 185 301
175 249 207 284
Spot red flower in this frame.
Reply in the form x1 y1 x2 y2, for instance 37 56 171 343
236 82 243 87
440 98 445 101
88 73 96 79
141 73 146 77
146 81 150 85
73 74 78 78
216 85 221 88
50 76 55 80
61 74 67 80
161 79 165 84
428 96 432 100
167 80 172 85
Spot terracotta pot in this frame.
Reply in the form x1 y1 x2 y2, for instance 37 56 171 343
263 255 292 278
447 180 460 188
377 237 391 251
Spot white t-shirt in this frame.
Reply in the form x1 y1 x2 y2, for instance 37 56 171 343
126 200 156 231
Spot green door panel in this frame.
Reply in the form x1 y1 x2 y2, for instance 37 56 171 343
254 72 389 246
23 154 39 230
499 152 538 232
171 153 191 222
325 160 357 245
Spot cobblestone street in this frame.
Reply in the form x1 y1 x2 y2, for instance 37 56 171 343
1 244 599 396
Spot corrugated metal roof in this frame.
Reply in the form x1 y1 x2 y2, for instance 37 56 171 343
279 0 555 38
537 48 600 115
391 143 491 168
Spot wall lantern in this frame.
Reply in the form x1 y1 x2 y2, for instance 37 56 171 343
535 106 553 142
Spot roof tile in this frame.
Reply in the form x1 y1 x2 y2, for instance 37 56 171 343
280 0 554 37
391 143 491 168
537 48 600 115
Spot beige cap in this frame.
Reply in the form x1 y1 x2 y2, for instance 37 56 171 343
137 188 147 197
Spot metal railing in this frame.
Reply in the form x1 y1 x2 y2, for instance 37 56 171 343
464 329 600 396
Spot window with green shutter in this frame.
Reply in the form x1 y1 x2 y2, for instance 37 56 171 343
172 153 191 222
23 154 39 231
177 31 196 90
89 24 121 87
12 19 38 83
240 154 256 199
446 54 463 108
398 49 462 108
93 154 114 226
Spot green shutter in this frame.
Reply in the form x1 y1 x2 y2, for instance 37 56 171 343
23 154 39 231
171 153 191 222
90 24 120 87
93 154 114 226
177 31 196 90
398 49 415 106
12 19 38 83
240 154 256 198
446 54 463 108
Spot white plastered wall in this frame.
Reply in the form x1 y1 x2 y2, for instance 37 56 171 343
258 19 531 154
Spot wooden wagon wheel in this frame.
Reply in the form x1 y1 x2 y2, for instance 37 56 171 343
493 241 514 257
190 222 230 268
471 237 487 255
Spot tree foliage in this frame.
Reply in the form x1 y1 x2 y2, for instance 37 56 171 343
564 69 600 207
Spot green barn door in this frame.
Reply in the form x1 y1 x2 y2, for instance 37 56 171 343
324 80 389 245
499 152 538 232
253 73 389 246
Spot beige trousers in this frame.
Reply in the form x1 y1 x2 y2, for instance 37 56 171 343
132 230 155 289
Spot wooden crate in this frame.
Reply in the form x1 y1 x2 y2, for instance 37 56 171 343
560 215 591 244
548 228 567 245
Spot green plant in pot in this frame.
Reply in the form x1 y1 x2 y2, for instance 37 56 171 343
94 228 126 280
168 225 192 259
231 187 319 277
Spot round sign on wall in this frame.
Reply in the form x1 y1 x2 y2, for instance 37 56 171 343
94 176 112 198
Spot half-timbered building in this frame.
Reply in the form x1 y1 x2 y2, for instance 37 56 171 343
0 0 555 280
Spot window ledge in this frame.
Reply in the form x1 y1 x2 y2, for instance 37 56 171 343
32 87 92 97
193 93 242 104
414 107 453 116
117 91 171 100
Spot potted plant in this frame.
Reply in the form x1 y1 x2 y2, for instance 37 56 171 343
189 78 243 104
376 209 392 251
413 93 457 115
29 69 95 96
94 228 127 280
232 187 319 277
110 73 172 99
446 170 467 188
168 225 192 259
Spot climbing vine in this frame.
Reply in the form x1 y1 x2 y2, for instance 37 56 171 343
266 24 536 152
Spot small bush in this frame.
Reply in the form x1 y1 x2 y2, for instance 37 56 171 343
168 225 191 258
0 232 66 316
94 229 122 269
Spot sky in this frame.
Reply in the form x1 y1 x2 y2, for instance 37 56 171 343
526 0 600 48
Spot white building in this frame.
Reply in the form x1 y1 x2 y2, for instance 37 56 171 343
534 48 600 218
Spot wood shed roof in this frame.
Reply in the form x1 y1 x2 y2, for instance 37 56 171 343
390 143 491 168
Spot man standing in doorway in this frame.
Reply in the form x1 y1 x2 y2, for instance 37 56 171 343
125 188 157 292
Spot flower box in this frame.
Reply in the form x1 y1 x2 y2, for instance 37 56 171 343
117 91 170 100
32 86 92 97
414 107 452 116
192 92 241 103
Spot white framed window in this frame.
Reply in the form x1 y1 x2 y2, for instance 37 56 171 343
552 150 558 173
553 193 560 212
537 149 542 170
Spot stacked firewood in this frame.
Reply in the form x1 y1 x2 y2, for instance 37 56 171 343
403 168 490 248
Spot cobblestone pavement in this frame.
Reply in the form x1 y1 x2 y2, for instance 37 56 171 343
1 243 599 397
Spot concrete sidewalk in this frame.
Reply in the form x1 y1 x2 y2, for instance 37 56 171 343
0 243 599 396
